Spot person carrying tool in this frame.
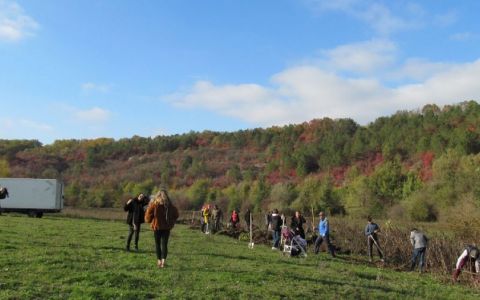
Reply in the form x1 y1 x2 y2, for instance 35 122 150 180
410 228 428 272
452 245 480 282
364 216 384 262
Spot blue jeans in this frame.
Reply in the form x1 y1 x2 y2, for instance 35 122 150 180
411 247 426 271
272 230 280 248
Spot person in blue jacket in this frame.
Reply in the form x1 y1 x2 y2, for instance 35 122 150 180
314 211 336 257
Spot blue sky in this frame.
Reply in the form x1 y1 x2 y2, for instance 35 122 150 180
1 0 480 144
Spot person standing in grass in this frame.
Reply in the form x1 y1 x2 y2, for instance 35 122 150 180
410 228 428 273
271 209 282 250
201 205 211 234
244 208 251 230
212 205 222 232
314 211 336 257
230 209 239 229
291 211 306 239
124 193 150 252
452 245 480 282
145 189 179 268
364 216 384 262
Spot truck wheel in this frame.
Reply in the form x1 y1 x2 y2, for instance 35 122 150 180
36 212 43 218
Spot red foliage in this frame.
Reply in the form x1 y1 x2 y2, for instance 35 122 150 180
356 152 384 176
266 170 283 185
331 166 348 186
419 151 434 181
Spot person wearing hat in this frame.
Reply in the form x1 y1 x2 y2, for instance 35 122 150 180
314 211 336 257
452 244 480 282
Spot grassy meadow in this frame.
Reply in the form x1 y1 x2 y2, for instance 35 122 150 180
0 214 479 299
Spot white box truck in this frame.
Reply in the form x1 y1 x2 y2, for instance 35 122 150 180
0 178 64 218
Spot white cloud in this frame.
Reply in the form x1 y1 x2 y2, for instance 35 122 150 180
167 41 480 126
0 0 39 42
305 0 417 35
81 82 112 93
390 58 453 81
74 107 111 123
0 118 54 133
319 39 396 73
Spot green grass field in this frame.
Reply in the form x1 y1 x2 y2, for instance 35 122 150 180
0 215 479 299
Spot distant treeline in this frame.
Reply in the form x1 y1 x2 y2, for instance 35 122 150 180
1 101 480 224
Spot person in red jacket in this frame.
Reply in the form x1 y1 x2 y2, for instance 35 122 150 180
230 210 239 229
145 189 179 268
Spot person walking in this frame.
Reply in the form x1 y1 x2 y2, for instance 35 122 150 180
145 189 179 268
410 228 428 272
452 245 480 282
314 211 336 257
124 193 149 252
271 209 282 250
364 216 384 262
291 211 306 239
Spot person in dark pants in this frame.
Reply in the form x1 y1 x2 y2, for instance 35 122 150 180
314 211 336 257
212 205 223 232
145 189 179 268
364 216 384 262
270 209 282 250
124 193 149 252
230 210 239 229
291 211 306 239
410 228 428 272
244 208 251 230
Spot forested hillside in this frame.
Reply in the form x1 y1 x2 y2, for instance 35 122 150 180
1 101 480 222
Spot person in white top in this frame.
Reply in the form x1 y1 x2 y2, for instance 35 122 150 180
452 245 480 282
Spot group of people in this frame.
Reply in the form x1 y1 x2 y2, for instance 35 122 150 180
266 210 478 282
266 210 335 257
201 207 251 233
123 195 478 281
200 204 223 234
123 190 179 269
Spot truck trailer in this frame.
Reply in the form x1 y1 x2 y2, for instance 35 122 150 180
0 178 64 218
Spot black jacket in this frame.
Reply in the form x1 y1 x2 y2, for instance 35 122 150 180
124 197 149 225
271 214 282 231
291 215 306 234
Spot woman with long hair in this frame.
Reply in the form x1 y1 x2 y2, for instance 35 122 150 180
145 189 179 268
